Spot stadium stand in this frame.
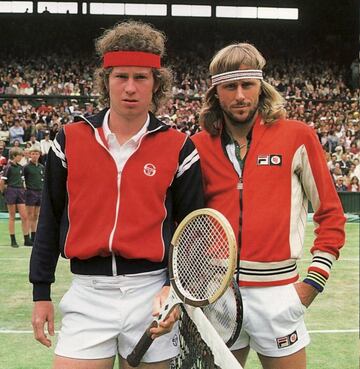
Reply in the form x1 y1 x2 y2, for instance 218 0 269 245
0 2 359 199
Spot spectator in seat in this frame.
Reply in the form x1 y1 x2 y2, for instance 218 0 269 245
334 176 348 192
9 119 24 144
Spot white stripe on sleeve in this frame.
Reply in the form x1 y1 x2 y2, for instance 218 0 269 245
52 138 67 169
176 149 199 178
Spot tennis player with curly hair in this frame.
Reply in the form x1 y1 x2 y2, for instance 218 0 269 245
30 20 204 369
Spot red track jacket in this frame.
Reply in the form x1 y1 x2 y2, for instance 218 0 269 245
193 114 345 291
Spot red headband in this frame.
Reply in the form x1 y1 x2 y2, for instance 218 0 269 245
103 51 161 68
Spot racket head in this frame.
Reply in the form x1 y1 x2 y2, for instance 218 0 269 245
201 278 243 347
169 208 237 307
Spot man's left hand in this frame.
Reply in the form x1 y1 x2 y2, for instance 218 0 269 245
294 281 319 308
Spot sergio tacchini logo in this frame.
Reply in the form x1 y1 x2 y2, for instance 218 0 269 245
143 163 156 176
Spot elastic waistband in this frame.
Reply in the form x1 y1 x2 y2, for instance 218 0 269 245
72 268 167 289
237 259 299 285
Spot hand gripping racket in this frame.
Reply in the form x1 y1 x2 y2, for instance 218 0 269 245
202 277 243 348
126 208 237 367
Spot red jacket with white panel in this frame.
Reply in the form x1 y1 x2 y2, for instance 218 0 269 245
192 114 345 292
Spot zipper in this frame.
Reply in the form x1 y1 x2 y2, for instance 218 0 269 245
236 175 243 284
234 142 247 284
109 172 121 276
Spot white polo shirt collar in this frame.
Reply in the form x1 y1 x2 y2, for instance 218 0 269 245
102 109 149 144
102 109 149 172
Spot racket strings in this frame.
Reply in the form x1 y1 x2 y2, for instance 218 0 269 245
202 280 242 346
174 214 231 301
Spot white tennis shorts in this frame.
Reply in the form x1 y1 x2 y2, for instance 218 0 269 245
55 270 180 362
231 284 310 357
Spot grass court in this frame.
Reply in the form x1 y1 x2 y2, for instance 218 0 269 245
0 219 358 369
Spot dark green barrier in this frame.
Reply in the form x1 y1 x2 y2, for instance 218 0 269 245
309 192 360 214
337 192 360 214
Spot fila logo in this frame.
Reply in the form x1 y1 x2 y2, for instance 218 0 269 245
276 330 298 349
143 163 156 176
257 155 282 166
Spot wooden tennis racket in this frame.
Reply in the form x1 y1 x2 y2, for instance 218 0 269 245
126 208 237 367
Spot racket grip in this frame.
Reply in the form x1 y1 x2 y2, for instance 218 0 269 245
126 320 158 367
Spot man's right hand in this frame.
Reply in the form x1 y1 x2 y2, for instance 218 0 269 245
31 301 55 347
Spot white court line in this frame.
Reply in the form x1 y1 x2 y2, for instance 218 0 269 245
0 330 35 334
0 329 358 334
0 257 67 261
308 329 359 333
1 257 359 262
298 258 358 262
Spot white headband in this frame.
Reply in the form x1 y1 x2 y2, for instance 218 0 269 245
211 69 263 86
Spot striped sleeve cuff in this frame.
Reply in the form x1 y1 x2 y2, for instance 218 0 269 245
303 252 336 292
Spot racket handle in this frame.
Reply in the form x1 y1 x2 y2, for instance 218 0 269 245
126 320 158 367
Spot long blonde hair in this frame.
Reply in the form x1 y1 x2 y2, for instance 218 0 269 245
94 20 172 113
200 43 286 136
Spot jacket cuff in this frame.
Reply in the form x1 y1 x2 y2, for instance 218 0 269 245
304 251 337 292
33 283 51 301
303 276 324 292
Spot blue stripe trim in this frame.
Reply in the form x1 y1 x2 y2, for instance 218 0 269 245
303 278 324 292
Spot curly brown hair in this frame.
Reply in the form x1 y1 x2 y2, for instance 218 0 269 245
94 20 173 113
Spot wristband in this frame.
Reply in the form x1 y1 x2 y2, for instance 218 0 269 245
303 272 326 292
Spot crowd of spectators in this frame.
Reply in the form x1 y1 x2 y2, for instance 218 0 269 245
0 51 359 192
